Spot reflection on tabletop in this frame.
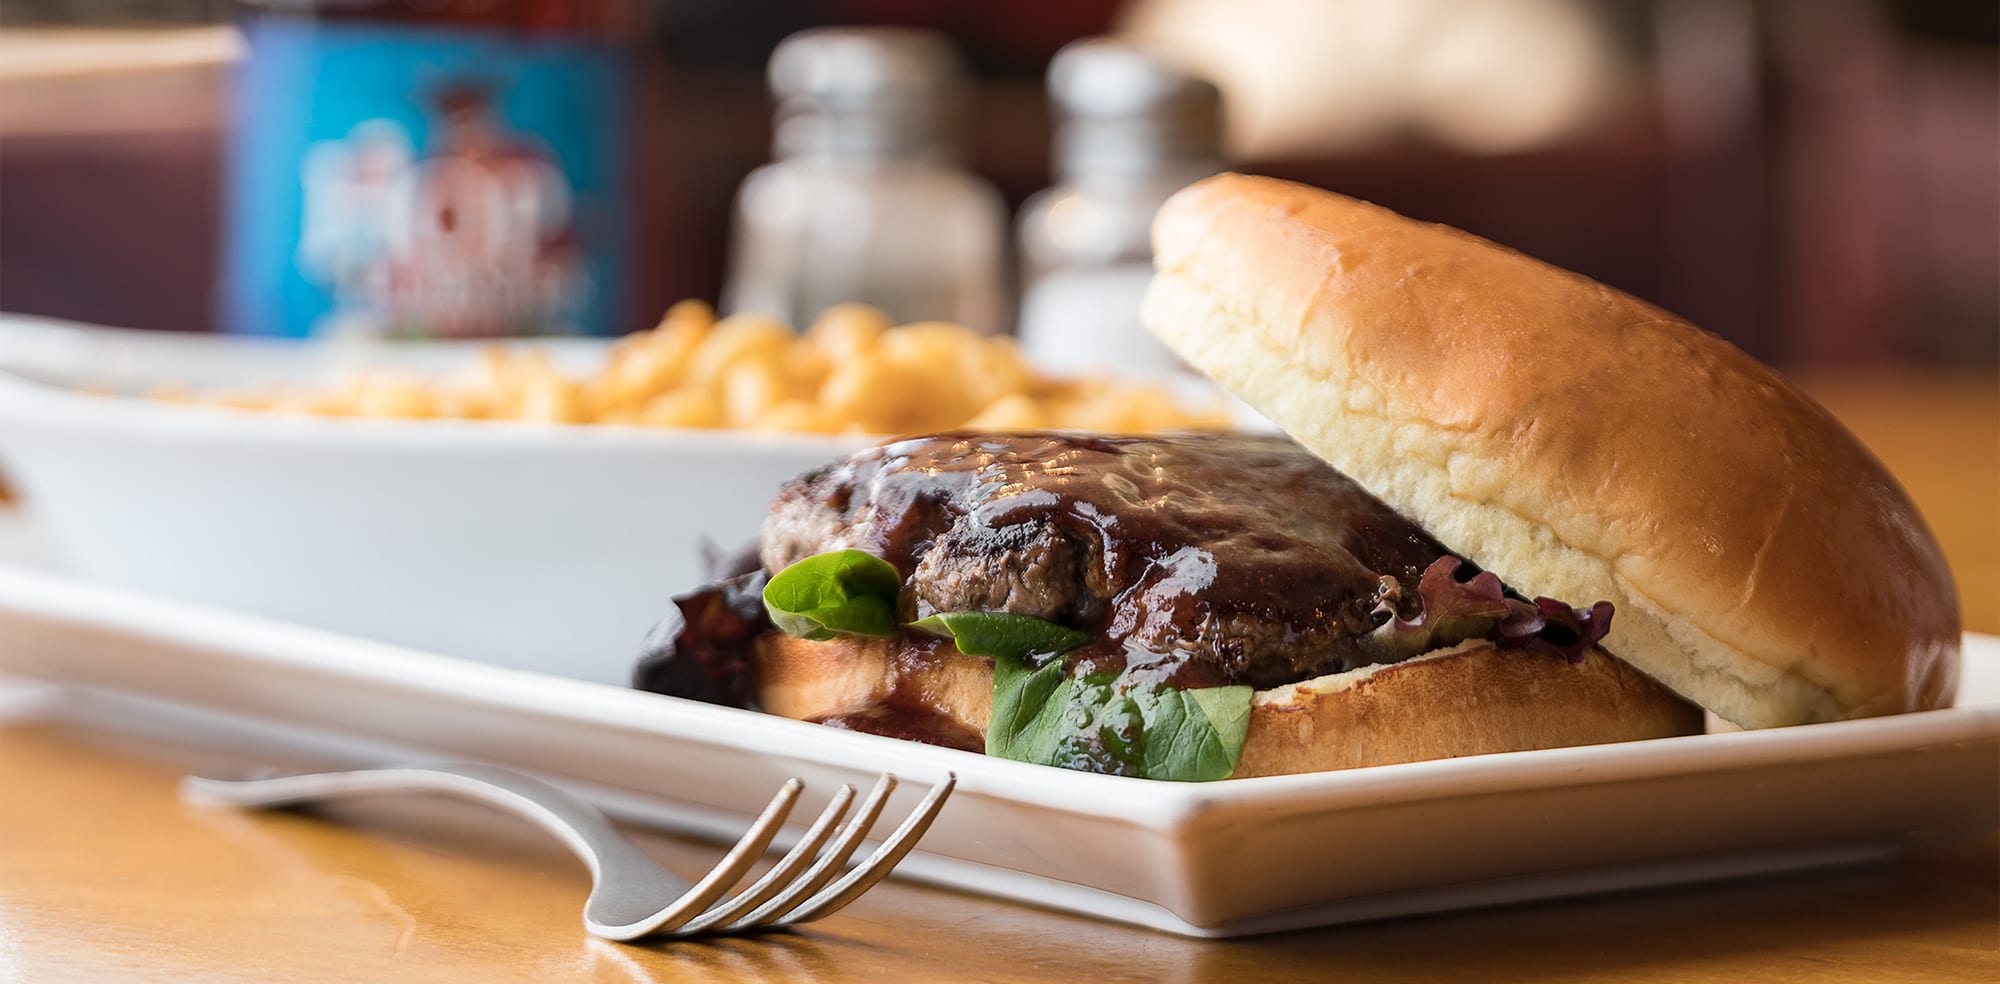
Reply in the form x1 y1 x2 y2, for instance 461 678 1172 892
1 721 1996 983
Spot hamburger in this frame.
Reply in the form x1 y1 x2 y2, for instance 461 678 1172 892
634 174 1960 781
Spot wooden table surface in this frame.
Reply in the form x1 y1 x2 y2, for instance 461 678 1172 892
2 371 1996 983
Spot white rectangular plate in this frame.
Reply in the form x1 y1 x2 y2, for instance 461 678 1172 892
3 561 1995 937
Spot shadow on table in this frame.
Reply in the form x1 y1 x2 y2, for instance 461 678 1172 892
163 735 1997 983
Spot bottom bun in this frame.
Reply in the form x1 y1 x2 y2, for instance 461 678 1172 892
751 634 1704 777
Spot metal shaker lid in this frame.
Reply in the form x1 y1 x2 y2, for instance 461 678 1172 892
769 27 964 108
768 28 964 152
1049 39 1222 178
767 27 968 161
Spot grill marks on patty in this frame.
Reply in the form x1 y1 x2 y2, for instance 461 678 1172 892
759 431 1456 689
912 520 1105 624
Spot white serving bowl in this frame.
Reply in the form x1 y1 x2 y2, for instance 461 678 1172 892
0 316 873 685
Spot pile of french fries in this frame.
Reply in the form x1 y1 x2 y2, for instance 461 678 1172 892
161 301 1229 435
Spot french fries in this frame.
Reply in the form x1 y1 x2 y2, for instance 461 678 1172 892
165 301 1230 436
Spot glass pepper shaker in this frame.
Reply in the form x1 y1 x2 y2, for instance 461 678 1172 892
1017 39 1223 373
723 27 1008 334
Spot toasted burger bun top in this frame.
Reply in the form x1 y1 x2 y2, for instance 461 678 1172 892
1143 173 1959 728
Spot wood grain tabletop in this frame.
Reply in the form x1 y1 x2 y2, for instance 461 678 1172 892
1 370 1996 983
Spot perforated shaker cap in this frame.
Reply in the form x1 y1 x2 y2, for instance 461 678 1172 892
768 27 966 160
1049 39 1222 177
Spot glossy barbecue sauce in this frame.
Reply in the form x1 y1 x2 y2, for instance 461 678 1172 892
795 431 1454 689
636 432 1460 720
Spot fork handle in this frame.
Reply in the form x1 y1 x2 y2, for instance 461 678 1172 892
180 763 680 893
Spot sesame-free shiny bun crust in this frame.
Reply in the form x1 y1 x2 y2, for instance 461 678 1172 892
1143 173 1959 727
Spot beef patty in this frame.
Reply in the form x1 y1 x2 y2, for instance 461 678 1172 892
760 431 1456 689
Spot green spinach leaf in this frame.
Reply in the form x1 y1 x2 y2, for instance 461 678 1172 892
761 550 901 640
986 650 1253 782
909 611 1092 662
1131 684 1253 781
987 650 1073 763
766 566 1256 781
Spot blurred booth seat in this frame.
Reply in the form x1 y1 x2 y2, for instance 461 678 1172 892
0 27 233 334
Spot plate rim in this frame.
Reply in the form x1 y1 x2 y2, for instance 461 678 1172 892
5 561 1995 832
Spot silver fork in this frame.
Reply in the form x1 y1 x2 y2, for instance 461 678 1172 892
180 763 954 941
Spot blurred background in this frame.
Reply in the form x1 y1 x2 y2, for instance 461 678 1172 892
0 0 1994 368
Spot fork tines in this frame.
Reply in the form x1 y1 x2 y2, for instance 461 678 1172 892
630 771 955 940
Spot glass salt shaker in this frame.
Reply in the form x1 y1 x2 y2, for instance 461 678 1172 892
723 27 1008 334
1017 39 1223 373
